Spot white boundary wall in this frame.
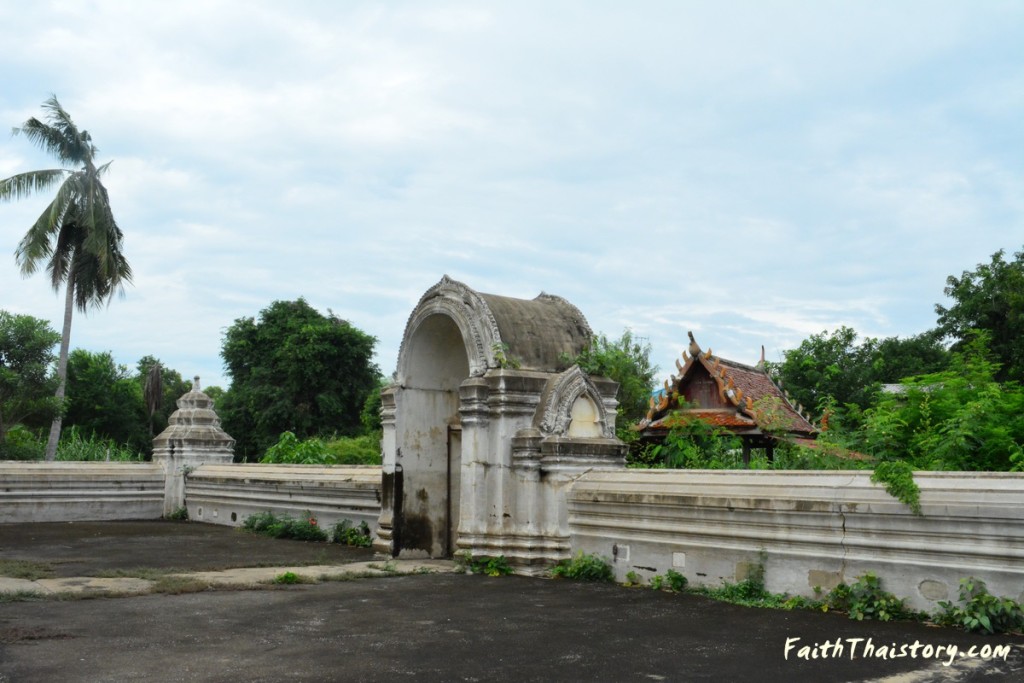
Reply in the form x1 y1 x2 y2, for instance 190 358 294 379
568 470 1024 611
0 462 164 523
0 462 383 531
184 464 382 531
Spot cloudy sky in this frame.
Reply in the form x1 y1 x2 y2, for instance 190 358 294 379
1 1 1022 391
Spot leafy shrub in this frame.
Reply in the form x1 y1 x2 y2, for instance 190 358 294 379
261 431 382 465
935 577 1024 634
324 434 382 465
624 570 642 586
0 425 44 460
826 572 924 622
550 552 614 582
261 432 331 464
332 519 373 548
650 571 687 592
665 569 687 592
242 510 327 542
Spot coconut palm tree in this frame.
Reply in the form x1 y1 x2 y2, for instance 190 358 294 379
0 96 132 460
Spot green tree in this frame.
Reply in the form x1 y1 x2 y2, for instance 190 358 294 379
770 326 879 418
871 331 949 384
135 356 191 438
0 96 132 460
0 311 61 449
936 246 1024 383
770 327 948 424
856 332 1024 471
564 329 658 437
220 299 382 460
63 350 148 455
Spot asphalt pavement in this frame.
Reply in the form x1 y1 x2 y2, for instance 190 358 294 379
1 521 1021 682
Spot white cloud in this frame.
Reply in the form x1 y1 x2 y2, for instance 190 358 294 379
0 0 1022 393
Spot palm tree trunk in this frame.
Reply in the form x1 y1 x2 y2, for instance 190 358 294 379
44 275 75 461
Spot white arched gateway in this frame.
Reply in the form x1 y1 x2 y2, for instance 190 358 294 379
374 276 625 570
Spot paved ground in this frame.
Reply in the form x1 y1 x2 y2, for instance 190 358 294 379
1 521 1022 682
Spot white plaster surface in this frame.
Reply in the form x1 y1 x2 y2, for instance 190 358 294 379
568 470 1024 611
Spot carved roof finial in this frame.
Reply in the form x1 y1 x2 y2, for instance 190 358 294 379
193 376 200 391
687 331 701 358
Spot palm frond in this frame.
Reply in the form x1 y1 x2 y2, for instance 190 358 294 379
10 96 130 309
0 169 69 202
16 194 69 277
46 218 82 291
41 95 96 163
13 97 96 167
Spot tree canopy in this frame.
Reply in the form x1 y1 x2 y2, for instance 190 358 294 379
135 356 191 438
0 311 61 449
936 246 1024 383
63 350 149 455
564 329 658 435
854 332 1024 472
1 96 132 459
220 299 382 460
769 327 949 423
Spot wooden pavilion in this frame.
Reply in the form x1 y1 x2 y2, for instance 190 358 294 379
635 332 818 462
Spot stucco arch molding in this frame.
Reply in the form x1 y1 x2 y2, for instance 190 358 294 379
397 276 502 381
535 365 616 439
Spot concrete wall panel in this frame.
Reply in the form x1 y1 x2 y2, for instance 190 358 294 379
185 464 382 531
0 462 164 523
568 470 1024 611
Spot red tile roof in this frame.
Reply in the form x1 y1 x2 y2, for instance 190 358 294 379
637 332 818 440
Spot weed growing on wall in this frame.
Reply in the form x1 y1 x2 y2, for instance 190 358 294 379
491 343 521 370
332 519 372 548
870 461 922 515
455 553 515 576
550 552 614 582
165 506 189 521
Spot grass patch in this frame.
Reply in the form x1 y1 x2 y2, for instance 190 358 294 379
92 567 182 580
0 590 48 603
271 571 315 585
150 576 215 595
0 559 55 580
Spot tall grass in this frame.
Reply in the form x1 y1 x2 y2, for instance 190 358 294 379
1 424 144 461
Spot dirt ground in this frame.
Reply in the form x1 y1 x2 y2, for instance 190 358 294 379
1 521 1022 682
